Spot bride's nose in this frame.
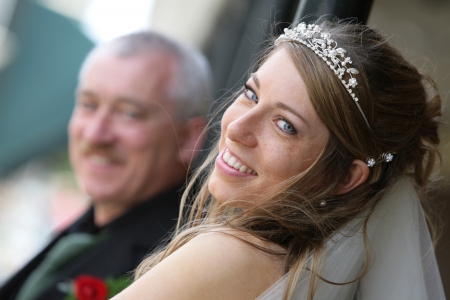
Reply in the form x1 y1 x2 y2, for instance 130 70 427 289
226 111 259 148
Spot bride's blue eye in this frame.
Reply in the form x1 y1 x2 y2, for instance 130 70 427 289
244 85 258 102
276 118 296 134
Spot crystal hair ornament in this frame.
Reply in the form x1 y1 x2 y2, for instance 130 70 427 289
275 23 371 129
366 152 394 167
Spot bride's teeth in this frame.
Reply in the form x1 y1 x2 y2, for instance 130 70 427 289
223 150 257 175
227 157 236 167
223 151 230 162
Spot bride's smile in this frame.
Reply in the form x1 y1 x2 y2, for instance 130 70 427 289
216 147 258 176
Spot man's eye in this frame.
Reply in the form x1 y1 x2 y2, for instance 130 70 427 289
124 111 139 119
244 85 258 102
120 108 142 120
79 100 97 111
275 118 296 134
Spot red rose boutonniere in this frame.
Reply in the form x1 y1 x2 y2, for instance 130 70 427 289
59 275 132 300
74 275 107 300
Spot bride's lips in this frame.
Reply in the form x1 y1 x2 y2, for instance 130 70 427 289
215 148 257 177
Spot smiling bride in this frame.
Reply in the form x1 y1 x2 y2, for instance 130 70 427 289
112 20 445 300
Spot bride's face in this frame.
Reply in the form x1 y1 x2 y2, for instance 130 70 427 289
209 48 330 205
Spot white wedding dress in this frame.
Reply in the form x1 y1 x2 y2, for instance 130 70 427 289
257 178 446 300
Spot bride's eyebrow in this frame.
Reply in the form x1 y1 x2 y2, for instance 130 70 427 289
250 73 260 89
275 102 309 127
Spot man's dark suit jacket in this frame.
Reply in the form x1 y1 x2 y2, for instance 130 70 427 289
0 185 182 300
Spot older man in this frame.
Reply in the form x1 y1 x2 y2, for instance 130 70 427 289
0 32 211 300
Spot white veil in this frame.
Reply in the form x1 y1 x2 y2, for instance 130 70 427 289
257 178 446 300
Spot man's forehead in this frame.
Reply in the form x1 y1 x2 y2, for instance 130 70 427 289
82 46 175 75
81 51 174 87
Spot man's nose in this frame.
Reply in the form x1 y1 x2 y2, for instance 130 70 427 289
83 109 115 145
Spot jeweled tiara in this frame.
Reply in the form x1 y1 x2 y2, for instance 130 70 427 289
275 22 370 129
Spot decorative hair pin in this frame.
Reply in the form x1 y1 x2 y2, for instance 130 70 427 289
275 23 370 129
366 152 394 167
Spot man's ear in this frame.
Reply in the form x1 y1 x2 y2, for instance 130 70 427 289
335 159 369 195
178 116 207 167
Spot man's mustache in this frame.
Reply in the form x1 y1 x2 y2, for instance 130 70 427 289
79 141 125 162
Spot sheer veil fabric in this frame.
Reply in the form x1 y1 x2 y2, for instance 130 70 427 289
257 178 446 300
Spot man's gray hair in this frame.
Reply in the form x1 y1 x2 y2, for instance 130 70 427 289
81 31 213 120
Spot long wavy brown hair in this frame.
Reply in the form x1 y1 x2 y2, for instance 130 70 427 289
134 20 442 300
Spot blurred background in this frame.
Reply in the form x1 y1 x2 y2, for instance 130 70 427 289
0 0 449 296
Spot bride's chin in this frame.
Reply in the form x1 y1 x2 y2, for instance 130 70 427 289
208 170 235 205
208 173 222 203
208 169 253 207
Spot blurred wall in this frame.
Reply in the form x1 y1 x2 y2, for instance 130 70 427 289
0 0 94 174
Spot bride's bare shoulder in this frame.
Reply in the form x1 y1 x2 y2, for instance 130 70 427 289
196 227 285 259
113 228 285 300
204 227 282 256
183 227 286 279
